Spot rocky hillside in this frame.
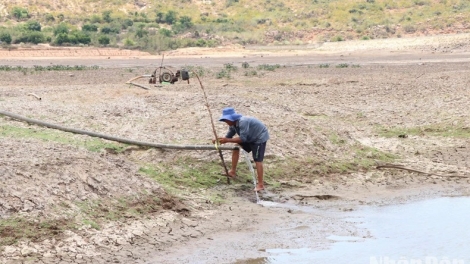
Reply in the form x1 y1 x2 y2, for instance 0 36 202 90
1 0 469 50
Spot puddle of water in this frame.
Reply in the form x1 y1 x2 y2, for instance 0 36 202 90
238 197 470 264
326 235 363 242
257 200 321 213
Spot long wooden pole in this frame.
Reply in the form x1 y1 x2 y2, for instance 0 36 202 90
0 110 238 151
193 73 231 184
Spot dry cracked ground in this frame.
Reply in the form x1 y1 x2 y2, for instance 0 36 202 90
1 34 470 263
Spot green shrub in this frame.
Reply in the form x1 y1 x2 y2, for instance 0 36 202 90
194 39 207 47
102 10 113 23
54 23 69 36
156 12 165 23
121 19 134 29
44 13 55 22
0 32 12 44
101 26 119 34
159 28 172 37
244 70 257 76
124 38 135 47
90 15 102 24
70 30 91 44
173 16 193 33
331 35 344 42
98 35 110 45
11 7 29 20
54 33 69 45
165 10 178 25
15 31 46 44
224 63 237 71
257 64 280 71
336 63 349 68
135 25 148 38
82 24 98 32
25 21 41 31
216 69 230 79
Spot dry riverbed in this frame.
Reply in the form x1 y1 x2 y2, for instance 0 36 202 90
1 34 470 263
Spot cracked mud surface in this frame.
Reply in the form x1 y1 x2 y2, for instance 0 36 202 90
1 34 470 263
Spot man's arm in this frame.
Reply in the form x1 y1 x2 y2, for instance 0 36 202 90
219 137 242 144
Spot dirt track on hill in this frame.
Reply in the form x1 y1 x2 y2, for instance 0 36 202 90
1 34 470 263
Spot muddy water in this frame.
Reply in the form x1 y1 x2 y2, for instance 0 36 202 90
239 197 470 264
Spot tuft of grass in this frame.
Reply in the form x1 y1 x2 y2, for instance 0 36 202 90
0 125 127 152
0 217 74 247
224 63 238 71
268 143 396 181
257 64 281 71
184 65 210 77
244 69 258 76
0 65 99 72
377 123 470 138
74 194 165 224
0 193 172 247
215 69 231 79
336 63 349 68
138 157 235 191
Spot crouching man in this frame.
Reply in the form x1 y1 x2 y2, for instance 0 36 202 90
214 107 269 191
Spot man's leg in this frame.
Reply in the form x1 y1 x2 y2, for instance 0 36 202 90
254 161 265 191
228 149 240 177
252 142 267 191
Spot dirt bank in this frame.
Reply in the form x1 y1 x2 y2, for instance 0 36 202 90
1 34 470 263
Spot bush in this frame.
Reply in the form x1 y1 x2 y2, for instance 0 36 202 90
336 63 349 68
15 31 46 44
82 24 98 32
121 19 134 29
257 64 280 71
194 39 207 47
216 69 230 79
165 11 178 25
331 35 344 42
173 16 194 33
159 28 172 37
224 63 237 71
98 35 110 45
11 7 29 20
54 23 69 36
135 24 148 38
25 21 41 31
90 15 101 24
0 32 12 44
101 26 120 34
102 10 112 23
71 30 91 44
44 13 55 22
54 33 69 45
124 38 134 47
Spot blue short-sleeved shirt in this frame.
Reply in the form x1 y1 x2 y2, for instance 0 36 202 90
225 116 269 144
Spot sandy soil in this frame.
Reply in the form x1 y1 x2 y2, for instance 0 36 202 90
1 34 470 263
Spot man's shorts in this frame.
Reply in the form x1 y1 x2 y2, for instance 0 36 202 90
239 141 267 162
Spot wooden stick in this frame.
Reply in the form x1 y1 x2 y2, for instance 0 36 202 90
27 93 41 100
194 73 231 184
377 164 469 178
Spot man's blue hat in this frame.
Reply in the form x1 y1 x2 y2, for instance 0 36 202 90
219 107 242 121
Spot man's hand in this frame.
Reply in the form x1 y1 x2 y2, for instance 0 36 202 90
212 137 227 144
213 137 241 144
216 137 228 144
220 137 231 144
